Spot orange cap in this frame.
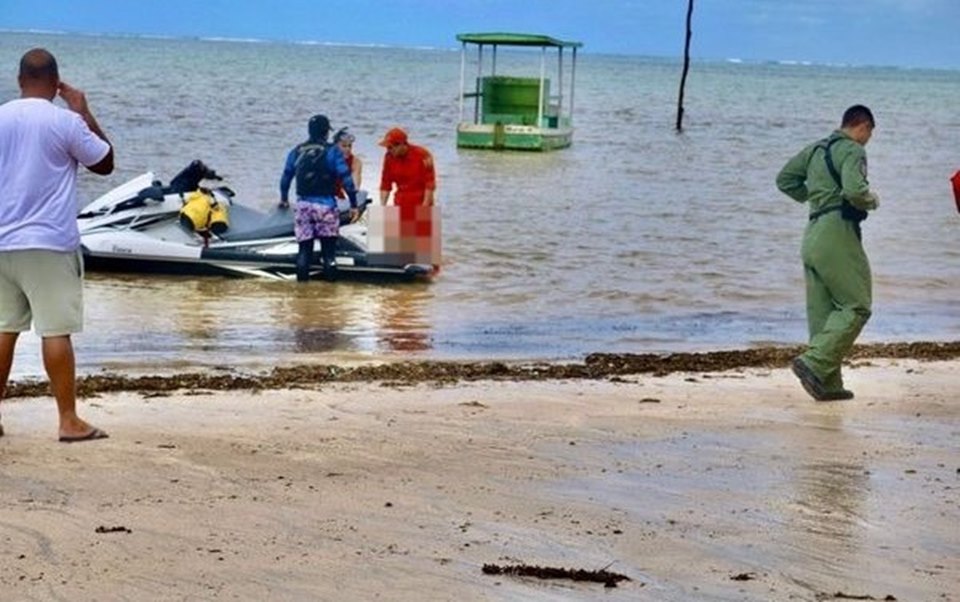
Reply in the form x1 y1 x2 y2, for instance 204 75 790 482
378 127 408 147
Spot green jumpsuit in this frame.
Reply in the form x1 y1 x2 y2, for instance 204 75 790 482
776 130 875 392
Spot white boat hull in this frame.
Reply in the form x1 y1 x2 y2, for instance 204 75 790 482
78 162 437 281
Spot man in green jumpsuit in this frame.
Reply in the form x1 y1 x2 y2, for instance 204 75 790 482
776 105 879 401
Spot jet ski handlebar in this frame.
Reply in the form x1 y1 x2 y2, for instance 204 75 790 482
168 160 223 194
110 161 225 215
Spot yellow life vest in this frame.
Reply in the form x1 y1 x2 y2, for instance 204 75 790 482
179 190 229 234
208 201 229 235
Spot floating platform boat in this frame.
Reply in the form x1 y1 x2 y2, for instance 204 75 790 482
456 32 582 151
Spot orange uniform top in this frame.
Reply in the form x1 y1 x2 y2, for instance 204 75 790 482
380 144 436 207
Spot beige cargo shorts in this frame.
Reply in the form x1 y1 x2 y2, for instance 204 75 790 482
0 249 84 336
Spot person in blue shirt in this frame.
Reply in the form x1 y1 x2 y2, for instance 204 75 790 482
279 114 358 282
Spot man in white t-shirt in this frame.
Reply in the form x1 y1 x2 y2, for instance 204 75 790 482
0 48 114 442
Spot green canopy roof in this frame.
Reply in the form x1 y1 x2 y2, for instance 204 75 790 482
456 32 582 49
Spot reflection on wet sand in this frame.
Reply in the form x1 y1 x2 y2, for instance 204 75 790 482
791 460 868 541
547 377 959 602
780 413 871 587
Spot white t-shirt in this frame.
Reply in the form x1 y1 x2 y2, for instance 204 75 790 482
0 97 110 252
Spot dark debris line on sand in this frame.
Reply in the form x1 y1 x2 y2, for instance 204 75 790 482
816 592 897 601
5 341 960 399
482 563 633 588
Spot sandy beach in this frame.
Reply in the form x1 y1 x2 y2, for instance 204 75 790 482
1 352 957 601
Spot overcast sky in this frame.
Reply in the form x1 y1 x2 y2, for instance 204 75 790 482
2 0 958 69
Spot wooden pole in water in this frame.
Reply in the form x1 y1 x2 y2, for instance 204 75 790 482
676 0 694 131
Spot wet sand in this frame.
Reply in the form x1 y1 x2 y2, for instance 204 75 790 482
0 350 958 601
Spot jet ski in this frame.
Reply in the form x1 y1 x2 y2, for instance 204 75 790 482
78 160 438 281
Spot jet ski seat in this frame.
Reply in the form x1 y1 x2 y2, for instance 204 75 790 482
216 204 295 242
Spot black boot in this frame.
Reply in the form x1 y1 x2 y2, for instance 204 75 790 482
296 240 315 282
319 236 339 281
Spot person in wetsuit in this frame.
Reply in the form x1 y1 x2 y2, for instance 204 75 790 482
279 114 358 282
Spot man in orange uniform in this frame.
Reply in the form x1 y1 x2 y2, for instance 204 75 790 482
378 127 436 209
378 127 437 260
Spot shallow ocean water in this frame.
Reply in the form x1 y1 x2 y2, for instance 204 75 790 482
0 32 957 377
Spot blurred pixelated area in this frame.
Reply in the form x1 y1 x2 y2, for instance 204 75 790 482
366 205 441 267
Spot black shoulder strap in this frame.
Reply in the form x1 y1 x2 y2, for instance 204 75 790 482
813 135 868 235
815 136 844 188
